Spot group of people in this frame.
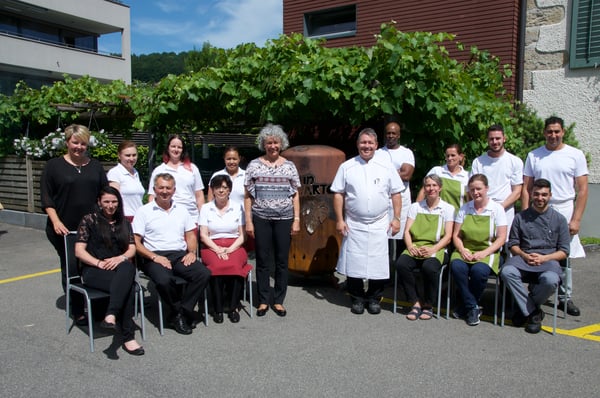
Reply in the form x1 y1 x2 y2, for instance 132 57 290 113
332 117 587 334
41 124 301 357
41 115 587 360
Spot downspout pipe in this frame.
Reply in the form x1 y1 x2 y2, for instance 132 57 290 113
516 0 527 104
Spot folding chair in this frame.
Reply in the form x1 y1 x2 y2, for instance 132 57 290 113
238 266 254 318
446 262 501 325
64 232 146 352
138 272 209 336
393 263 447 319
500 266 564 335
559 258 571 317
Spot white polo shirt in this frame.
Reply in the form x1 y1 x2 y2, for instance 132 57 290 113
132 201 195 252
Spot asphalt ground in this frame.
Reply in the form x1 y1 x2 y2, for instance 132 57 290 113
1 222 599 397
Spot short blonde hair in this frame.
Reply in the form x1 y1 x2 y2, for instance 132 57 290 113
64 124 90 145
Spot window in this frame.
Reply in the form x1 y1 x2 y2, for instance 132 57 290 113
570 0 600 68
304 5 356 39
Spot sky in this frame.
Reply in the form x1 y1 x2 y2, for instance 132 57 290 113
99 0 283 55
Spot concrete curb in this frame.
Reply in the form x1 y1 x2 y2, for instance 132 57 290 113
0 209 47 230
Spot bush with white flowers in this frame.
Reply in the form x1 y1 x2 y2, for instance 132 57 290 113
13 128 113 160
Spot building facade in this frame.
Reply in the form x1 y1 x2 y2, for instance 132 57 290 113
523 0 599 182
0 0 131 94
284 0 522 96
283 0 599 182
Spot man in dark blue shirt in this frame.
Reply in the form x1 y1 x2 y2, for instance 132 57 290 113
500 178 570 333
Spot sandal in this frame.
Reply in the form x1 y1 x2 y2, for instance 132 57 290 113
419 308 434 320
406 306 422 321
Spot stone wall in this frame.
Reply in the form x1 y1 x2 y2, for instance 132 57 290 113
523 0 600 182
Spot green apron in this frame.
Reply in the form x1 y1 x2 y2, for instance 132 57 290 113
441 177 466 212
402 213 446 263
450 214 501 274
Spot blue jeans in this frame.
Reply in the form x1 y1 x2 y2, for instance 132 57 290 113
451 259 491 311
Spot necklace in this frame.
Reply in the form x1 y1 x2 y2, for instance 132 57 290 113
66 154 86 173
263 156 279 167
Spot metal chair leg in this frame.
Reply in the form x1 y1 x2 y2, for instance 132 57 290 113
393 268 398 314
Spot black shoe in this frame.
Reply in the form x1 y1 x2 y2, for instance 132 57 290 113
228 310 240 323
100 319 117 330
560 299 581 316
74 315 87 327
171 313 192 335
272 305 287 317
511 310 527 328
366 300 381 315
213 312 224 324
351 299 365 315
466 307 481 326
190 314 204 329
452 306 466 320
256 305 269 317
525 308 545 334
122 343 145 356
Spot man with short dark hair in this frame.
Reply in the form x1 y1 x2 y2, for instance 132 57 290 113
501 179 570 333
378 121 414 254
332 128 403 315
133 173 211 335
522 116 588 316
471 124 523 229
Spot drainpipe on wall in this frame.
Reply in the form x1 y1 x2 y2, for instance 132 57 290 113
516 0 527 103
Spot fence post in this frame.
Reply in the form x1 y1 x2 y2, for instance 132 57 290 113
26 155 34 212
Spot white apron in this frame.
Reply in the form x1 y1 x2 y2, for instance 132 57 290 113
336 214 390 279
552 200 585 258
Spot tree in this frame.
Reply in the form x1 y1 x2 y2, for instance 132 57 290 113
3 23 580 176
132 52 186 82
184 42 229 73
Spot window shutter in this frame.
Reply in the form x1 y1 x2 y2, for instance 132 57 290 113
570 0 600 68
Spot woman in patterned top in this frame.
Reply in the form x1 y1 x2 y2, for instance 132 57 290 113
244 124 301 317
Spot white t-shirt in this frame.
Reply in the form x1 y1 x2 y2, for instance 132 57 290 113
523 144 588 202
377 145 414 202
208 168 246 204
132 201 195 252
377 146 414 238
471 151 523 203
198 200 244 240
107 163 145 217
149 162 205 218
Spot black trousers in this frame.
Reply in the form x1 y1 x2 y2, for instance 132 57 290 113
81 260 137 341
210 276 243 313
394 253 448 307
253 215 293 305
346 277 386 302
141 250 211 319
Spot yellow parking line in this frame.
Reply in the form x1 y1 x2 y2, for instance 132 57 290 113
386 296 600 343
542 324 600 342
0 268 60 284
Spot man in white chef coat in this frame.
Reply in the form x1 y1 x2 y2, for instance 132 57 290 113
332 128 403 315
